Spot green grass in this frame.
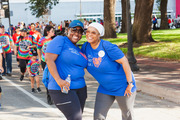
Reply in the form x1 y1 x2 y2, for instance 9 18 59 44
78 28 180 61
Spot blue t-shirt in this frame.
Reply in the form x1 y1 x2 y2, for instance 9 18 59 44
46 36 87 90
81 40 136 96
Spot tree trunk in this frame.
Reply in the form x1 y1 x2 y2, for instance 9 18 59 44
132 0 155 43
120 0 127 33
160 0 168 29
103 0 117 38
126 0 139 71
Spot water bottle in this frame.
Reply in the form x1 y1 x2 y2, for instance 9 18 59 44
62 74 71 94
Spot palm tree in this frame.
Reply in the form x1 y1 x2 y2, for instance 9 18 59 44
120 0 127 33
132 0 155 43
160 0 168 29
103 0 117 38
126 0 139 71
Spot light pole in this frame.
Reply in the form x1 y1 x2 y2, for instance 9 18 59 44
8 0 11 35
80 0 81 19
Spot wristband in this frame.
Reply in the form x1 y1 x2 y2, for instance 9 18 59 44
127 81 133 85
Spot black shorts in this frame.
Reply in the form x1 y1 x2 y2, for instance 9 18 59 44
16 55 19 62
19 59 29 68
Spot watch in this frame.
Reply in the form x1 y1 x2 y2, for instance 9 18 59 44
127 81 133 85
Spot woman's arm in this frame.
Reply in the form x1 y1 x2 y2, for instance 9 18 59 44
45 53 70 91
0 54 4 73
37 49 42 62
14 46 17 56
115 56 134 97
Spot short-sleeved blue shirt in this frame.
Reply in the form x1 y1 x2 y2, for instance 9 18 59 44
46 36 87 90
81 40 136 96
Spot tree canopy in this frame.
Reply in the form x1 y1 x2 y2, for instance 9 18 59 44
26 0 59 18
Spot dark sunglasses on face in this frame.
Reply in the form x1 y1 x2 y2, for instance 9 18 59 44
71 27 84 34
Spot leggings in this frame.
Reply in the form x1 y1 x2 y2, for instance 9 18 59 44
41 61 46 70
41 61 53 105
19 59 29 73
49 86 87 120
94 91 136 120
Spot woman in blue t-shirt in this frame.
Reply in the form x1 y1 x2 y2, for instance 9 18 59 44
81 23 137 120
45 20 87 120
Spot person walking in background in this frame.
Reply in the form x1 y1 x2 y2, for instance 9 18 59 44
14 28 36 81
152 16 157 30
61 21 65 34
0 41 4 108
81 23 137 120
12 26 21 67
27 50 41 93
0 25 14 76
37 25 55 105
45 20 87 120
29 23 42 47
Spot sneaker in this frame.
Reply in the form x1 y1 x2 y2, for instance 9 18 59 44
7 73 12 76
20 75 24 81
31 88 36 93
47 95 53 105
37 87 41 93
2 74 6 76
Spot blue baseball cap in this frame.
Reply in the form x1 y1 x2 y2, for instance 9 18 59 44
69 20 84 29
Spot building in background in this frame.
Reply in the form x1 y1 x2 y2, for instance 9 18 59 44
0 0 177 30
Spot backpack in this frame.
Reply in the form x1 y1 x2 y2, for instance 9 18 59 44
42 36 65 88
42 65 49 88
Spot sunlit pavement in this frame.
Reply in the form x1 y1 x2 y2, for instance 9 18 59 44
0 55 180 120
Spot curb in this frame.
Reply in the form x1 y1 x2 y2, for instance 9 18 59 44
136 81 180 104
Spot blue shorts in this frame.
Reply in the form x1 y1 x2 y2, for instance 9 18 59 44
30 72 39 77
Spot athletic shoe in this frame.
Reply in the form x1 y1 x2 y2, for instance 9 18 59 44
2 74 6 76
7 73 12 76
47 95 53 105
37 88 41 93
20 75 24 81
31 88 36 93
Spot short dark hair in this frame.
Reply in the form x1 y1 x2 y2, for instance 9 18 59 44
31 23 35 26
43 25 54 36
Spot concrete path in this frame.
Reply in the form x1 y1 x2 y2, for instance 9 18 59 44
0 55 179 120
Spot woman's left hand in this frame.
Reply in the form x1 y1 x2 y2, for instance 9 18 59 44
124 84 134 97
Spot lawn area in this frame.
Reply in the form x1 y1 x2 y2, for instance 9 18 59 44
78 28 180 61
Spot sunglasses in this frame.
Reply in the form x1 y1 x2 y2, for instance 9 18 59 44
71 27 84 34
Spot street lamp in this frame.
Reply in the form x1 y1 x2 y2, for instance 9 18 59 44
80 0 82 19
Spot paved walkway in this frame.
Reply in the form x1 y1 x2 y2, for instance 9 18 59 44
133 57 180 104
0 55 180 120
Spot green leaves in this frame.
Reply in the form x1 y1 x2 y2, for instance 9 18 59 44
26 0 59 18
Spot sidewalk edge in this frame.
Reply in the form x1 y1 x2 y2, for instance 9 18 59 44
136 81 180 104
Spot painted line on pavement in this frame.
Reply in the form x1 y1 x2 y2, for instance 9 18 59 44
3 76 66 119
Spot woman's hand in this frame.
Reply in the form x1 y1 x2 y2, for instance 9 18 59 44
0 67 4 73
57 79 70 92
124 83 134 97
